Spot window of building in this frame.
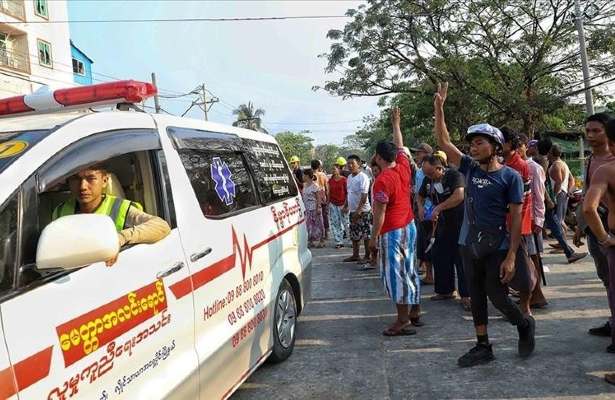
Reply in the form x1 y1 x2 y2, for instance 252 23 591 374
244 139 298 203
178 149 258 218
34 0 48 18
72 58 85 75
37 39 52 67
0 33 7 65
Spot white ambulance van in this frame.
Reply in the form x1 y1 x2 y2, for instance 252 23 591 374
0 81 311 399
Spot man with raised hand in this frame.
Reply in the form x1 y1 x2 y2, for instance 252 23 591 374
433 82 535 367
369 107 421 336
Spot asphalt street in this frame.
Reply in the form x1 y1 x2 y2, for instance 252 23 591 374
233 239 615 400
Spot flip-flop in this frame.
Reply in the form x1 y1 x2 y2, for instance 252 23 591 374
430 294 455 301
382 324 417 337
459 299 472 311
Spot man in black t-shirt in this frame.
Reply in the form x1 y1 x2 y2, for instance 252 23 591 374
418 153 469 307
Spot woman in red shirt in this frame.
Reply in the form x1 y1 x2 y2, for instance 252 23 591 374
328 164 348 248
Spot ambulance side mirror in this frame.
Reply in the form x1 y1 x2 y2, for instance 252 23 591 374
36 214 119 270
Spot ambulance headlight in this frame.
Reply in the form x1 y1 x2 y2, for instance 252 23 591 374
36 214 119 270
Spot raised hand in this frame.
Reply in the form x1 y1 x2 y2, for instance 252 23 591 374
433 82 448 109
391 107 401 128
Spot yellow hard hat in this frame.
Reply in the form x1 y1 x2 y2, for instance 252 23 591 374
433 150 448 164
289 156 300 163
335 156 347 166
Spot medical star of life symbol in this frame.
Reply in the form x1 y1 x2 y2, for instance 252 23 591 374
211 157 236 206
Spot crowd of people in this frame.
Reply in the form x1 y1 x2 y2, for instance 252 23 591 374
288 82 615 381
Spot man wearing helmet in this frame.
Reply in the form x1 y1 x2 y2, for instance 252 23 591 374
434 82 535 367
335 156 351 178
289 155 304 192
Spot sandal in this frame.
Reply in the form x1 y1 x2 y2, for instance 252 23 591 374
382 322 416 337
430 294 455 301
409 317 425 327
460 298 472 312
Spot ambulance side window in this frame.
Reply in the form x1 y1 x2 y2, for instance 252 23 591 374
178 149 258 218
243 139 298 203
0 194 17 296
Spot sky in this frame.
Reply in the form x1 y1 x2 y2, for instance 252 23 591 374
67 0 379 145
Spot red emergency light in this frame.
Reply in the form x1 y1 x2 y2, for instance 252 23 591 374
0 80 157 117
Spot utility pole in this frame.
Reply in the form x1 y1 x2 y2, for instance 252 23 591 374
573 0 593 177
200 84 208 121
151 72 161 114
574 0 594 116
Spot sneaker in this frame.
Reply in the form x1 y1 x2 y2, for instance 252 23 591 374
517 316 536 358
589 322 611 337
567 252 588 264
457 343 494 367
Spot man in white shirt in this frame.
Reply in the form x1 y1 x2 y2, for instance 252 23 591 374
343 154 372 263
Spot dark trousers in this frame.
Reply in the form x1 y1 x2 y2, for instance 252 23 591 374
432 228 469 297
604 247 615 341
587 231 610 288
461 247 525 327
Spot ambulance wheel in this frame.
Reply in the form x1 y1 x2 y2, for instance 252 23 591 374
269 279 297 363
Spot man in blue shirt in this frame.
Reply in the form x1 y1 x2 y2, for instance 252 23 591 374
434 82 536 367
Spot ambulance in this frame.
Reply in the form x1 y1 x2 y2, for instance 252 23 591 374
0 80 312 399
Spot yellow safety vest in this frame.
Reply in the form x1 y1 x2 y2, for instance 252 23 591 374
52 195 143 232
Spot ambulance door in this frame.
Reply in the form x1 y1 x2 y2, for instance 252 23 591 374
0 321 17 400
0 193 21 400
0 129 198 399
158 125 272 399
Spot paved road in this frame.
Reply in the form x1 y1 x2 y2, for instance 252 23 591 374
233 240 615 400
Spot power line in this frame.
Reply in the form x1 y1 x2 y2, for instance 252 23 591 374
1 15 349 25
265 119 363 126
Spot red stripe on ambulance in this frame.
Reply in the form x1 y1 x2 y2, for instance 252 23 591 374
170 220 304 300
0 346 53 398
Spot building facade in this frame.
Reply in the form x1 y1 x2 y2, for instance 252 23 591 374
70 40 93 85
0 0 75 98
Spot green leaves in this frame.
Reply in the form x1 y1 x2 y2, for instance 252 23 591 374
319 0 615 138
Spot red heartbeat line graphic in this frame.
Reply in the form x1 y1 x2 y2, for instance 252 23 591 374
232 227 254 281
169 219 304 300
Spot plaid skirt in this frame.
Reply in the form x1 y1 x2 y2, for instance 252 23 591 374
379 221 420 305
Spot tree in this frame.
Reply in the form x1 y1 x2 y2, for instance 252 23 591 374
314 144 343 170
275 131 314 165
318 0 615 137
233 102 266 131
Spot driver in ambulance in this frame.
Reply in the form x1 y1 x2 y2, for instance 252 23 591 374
51 164 171 266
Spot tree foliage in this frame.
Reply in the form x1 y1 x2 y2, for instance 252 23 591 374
275 131 314 165
233 102 266 131
318 0 615 137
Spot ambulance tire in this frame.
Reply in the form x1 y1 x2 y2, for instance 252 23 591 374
269 278 297 363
